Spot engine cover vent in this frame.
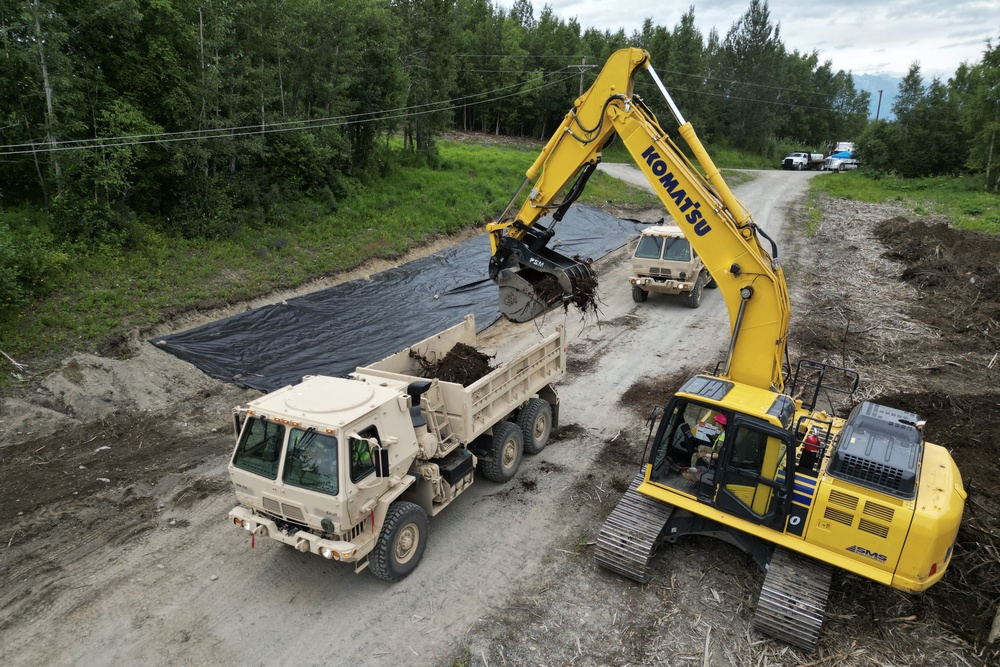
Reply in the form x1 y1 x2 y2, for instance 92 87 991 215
827 402 922 499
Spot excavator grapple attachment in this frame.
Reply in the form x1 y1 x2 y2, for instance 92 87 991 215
496 268 555 323
491 234 594 323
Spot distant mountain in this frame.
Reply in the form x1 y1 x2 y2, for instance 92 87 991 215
852 73 902 121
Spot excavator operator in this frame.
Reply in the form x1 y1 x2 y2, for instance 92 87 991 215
684 413 727 483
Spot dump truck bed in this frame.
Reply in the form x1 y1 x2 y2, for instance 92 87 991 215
353 314 566 444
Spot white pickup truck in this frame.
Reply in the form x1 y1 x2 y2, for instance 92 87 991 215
781 151 824 170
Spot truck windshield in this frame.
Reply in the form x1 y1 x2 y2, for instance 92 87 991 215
282 428 339 496
232 417 285 480
662 238 691 261
634 235 662 259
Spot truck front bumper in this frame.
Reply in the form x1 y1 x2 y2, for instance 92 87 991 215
629 276 693 295
229 505 363 562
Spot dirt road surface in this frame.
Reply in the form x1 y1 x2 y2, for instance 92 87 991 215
2 166 997 667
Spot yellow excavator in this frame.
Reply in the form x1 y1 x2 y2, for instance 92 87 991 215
486 48 966 650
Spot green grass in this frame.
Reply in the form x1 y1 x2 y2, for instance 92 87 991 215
577 170 660 208
600 135 778 170
0 138 660 366
812 171 1000 234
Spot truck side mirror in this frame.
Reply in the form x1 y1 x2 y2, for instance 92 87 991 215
232 413 244 438
374 447 390 478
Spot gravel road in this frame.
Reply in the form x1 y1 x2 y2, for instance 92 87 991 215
1 167 819 666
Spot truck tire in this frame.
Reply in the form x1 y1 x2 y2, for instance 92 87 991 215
795 162 803 171
704 271 718 289
631 285 648 302
518 398 552 455
684 274 704 309
369 501 428 582
479 421 524 483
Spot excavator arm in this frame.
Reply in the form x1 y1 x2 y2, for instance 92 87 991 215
487 48 791 392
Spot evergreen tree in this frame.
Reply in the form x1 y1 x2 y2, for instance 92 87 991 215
956 38 1000 189
714 0 785 153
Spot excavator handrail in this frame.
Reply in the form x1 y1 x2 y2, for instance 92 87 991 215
487 47 791 392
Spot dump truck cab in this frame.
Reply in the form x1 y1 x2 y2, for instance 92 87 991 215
228 375 421 565
628 224 716 308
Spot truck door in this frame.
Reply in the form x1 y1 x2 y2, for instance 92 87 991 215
345 424 384 527
712 418 792 532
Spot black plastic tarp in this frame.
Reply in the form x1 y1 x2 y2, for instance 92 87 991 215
151 206 648 392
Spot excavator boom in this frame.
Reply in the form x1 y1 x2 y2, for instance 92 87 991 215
487 47 790 392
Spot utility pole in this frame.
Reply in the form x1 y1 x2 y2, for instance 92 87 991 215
571 57 596 96
875 89 883 121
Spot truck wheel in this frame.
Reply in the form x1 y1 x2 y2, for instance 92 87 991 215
479 422 524 483
369 501 428 582
704 271 718 289
518 398 552 455
632 285 648 302
684 275 704 309
796 163 803 171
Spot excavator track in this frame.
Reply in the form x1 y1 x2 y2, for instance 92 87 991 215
752 546 834 650
594 471 674 583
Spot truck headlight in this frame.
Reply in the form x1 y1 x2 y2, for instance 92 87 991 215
241 519 254 532
321 547 336 560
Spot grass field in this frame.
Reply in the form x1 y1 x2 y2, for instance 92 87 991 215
811 171 1000 234
0 138 658 367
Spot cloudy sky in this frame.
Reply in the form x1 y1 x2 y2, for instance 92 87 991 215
496 0 999 77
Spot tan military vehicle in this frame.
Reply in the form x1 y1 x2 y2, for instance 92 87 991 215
227 314 566 581
628 224 717 308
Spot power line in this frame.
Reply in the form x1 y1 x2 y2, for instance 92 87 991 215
632 79 855 114
458 52 859 100
1 69 576 151
654 66 848 100
0 71 580 156
1 57 862 158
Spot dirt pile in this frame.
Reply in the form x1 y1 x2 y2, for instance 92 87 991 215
786 196 1000 661
410 342 495 385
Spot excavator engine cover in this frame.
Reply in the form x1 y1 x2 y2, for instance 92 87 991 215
492 232 593 322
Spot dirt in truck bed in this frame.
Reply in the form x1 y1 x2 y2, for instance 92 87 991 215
409 341 496 385
1 190 999 666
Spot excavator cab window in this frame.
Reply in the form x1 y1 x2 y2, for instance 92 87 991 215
649 400 724 480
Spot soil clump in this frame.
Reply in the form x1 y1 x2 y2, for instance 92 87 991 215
410 342 495 385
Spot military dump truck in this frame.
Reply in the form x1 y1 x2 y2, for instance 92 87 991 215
227 314 566 580
628 224 718 308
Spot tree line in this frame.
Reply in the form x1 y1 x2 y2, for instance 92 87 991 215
857 42 1000 187
0 0 997 309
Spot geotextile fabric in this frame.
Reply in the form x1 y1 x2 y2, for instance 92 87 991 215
151 206 649 392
